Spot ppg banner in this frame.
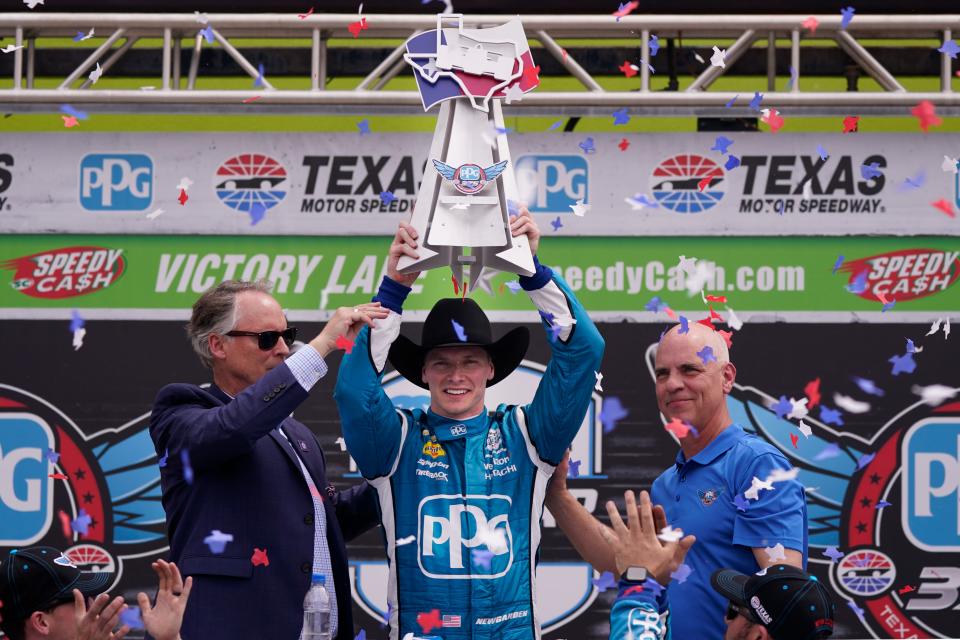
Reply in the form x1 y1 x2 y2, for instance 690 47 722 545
0 134 958 237
1 319 957 639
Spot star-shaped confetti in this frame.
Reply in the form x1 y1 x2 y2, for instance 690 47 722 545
357 118 371 135
567 459 582 479
251 548 270 566
851 377 884 397
200 25 214 43
416 609 442 634
24 0 45 7
744 476 774 500
770 395 792 419
856 452 876 470
550 216 563 232
900 170 926 191
834 394 870 414
860 162 883 180
696 346 716 364
790 433 799 448
593 571 617 592
938 39 960 59
612 1 640 21
761 108 784 133
649 35 660 56
797 420 813 438
625 193 660 210
733 494 750 511
600 397 628 433
664 417 695 439
612 108 630 126
616 138 631 152
670 564 692 583
764 543 786 563
889 351 917 376
710 46 727 68
579 137 596 154
658 525 685 543
804 377 821 408
898 584 916 595
119 607 144 630
570 199 590 217
678 316 689 334
788 397 809 420
911 100 942 132
720 155 739 170
748 92 764 112
471 548 495 570
336 334 355 353
842 115 860 133
823 546 845 563
802 16 819 35
645 296 668 313
62 115 80 128
724 94 739 108
348 17 369 38
818 405 844 426
711 135 734 155
71 509 93 535
204 529 234 554
619 60 639 78
840 6 856 30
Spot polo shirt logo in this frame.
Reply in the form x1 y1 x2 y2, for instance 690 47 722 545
697 487 723 506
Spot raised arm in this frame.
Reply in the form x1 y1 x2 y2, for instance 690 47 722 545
334 222 421 479
511 209 605 464
151 305 385 473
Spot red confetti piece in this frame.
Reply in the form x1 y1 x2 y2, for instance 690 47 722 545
717 329 733 349
697 176 712 192
452 275 459 296
177 189 189 206
242 95 261 103
931 199 956 218
612 0 639 19
790 433 799 448
842 115 860 133
619 61 638 78
664 417 692 438
705 294 728 303
335 335 354 354
62 115 79 128
805 377 821 409
49 473 69 480
57 510 72 538
802 16 819 35
251 548 270 567
761 108 784 133
898 584 916 595
697 317 716 330
348 17 368 38
298 7 314 19
618 138 630 151
910 100 942 133
416 609 442 634
522 64 541 86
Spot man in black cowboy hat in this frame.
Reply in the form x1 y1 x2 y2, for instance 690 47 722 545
334 207 604 640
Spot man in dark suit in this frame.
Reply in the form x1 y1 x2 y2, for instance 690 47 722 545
150 279 388 640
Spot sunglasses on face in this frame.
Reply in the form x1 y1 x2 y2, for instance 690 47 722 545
226 327 297 350
726 602 761 624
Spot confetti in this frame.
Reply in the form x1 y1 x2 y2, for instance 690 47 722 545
664 417 695 439
570 199 590 217
24 0 45 7
748 92 763 112
348 17 369 38
724 155 741 170
416 609 442 634
840 6 856 30
848 600 865 620
62 115 80 128
860 162 883 180
804 377 821 408
733 494 750 511
254 62 266 88
744 476 774 500
594 371 604 392
725 306 743 331
204 529 234 554
379 191 396 205
771 396 792 419
1 45 24 54
625 193 659 210
797 420 812 437
298 7 315 19
899 585 916 595
670 564 692 583
942 156 959 174
73 28 96 42
856 452 876 470
71 509 93 535
790 433 799 448
710 46 727 68
593 571 617 591
550 216 563 232
788 397 809 420
931 199 956 218
911 384 958 406
833 393 870 414
396 535 416 546
250 547 270 567
888 351 917 376
911 100 942 132
618 138 630 151
764 543 786 563
823 546 845 563
451 319 467 342
900 170 926 191
612 108 630 126
875 500 892 509
645 296 668 313
619 60 639 78
471 548 495 570
200 26 214 43
852 377 884 397
599 397 628 433
842 116 860 133
119 607 144 630
578 137 596 154
567 459 582 478
612 1 640 21
696 346 716 364
678 316 689 334
724 94 739 108
547 120 564 131
657 526 684 543
180 449 194 485
761 108 784 133
819 405 844 426
177 189 189 206
802 16 819 35
649 35 660 56
814 443 841 460
711 135 734 155
938 39 960 59
335 335 355 353
50 472 69 480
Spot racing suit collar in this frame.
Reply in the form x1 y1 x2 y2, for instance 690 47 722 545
425 408 489 441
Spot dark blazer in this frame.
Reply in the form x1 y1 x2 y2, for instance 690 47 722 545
149 363 380 640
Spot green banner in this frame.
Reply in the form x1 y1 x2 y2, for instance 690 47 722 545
0 235 957 313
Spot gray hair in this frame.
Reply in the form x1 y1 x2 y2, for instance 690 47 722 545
186 279 273 368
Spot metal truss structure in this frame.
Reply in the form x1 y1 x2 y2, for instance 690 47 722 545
3 13 960 115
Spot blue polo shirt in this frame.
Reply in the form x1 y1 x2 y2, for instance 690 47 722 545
651 424 807 640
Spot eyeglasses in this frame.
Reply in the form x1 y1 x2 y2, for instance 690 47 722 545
225 327 297 350
726 602 761 624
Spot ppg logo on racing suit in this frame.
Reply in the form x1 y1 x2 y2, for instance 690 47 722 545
418 494 513 579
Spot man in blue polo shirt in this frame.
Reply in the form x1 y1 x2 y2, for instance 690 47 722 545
547 322 807 639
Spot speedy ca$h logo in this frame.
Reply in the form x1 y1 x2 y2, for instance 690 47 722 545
418 494 512 579
0 384 166 585
840 248 959 303
1 246 125 299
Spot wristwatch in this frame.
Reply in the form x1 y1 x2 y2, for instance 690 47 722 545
624 566 649 582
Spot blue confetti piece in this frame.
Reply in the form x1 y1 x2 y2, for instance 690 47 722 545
649 35 660 56
567 459 582 478
249 203 267 226
840 6 856 30
678 316 689 334
612 108 630 126
711 135 734 155
548 119 564 131
724 155 741 170
69 309 85 333
724 94 739 108
357 118 371 135
832 255 844 274
451 319 467 342
578 137 596 154
60 104 89 120
200 26 214 43
379 191 396 205
119 607 145 630
817 144 829 161
600 397 628 433
748 92 763 112
180 448 194 485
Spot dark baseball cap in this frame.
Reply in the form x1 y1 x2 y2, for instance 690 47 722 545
0 547 113 624
711 564 836 640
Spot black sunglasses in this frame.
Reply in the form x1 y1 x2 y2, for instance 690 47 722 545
726 602 761 624
226 327 297 350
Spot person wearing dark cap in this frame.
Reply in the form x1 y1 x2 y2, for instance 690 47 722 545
334 207 605 640
598 491 833 640
711 564 835 640
0 546 191 640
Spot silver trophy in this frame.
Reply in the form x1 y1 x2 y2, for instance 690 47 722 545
399 15 538 292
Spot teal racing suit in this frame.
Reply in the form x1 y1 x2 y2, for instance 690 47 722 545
608 579 671 640
334 260 604 640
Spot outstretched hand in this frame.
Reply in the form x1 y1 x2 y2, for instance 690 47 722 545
600 490 695 586
74 589 129 640
138 560 192 640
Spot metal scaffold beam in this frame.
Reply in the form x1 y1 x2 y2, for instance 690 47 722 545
2 12 959 115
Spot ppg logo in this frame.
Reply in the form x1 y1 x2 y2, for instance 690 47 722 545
0 414 54 546
902 419 960 551
80 154 153 211
418 494 513 579
515 155 588 214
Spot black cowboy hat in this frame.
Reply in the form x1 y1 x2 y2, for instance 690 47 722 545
388 298 529 389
